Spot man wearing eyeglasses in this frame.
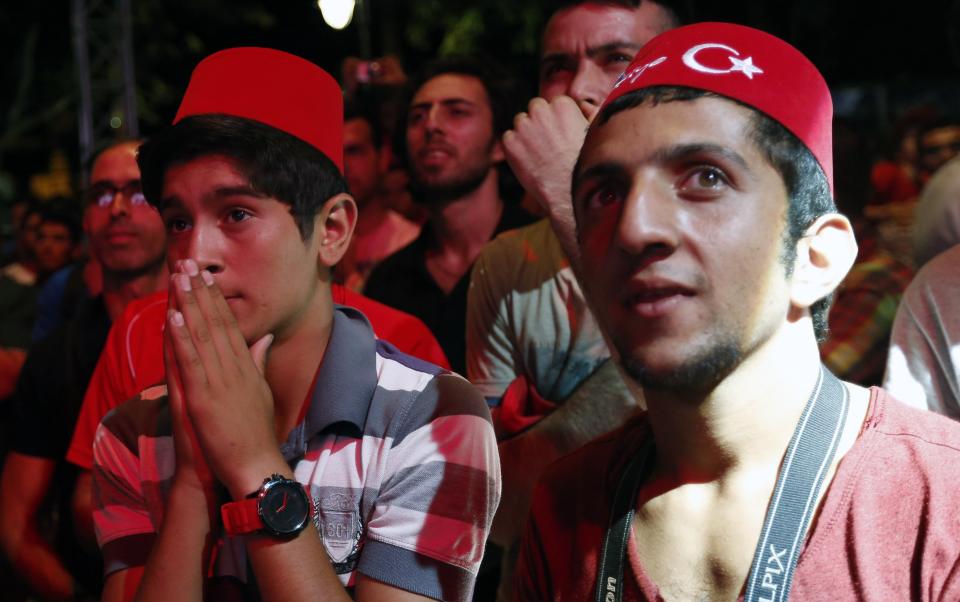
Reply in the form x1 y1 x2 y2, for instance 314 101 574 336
0 140 167 600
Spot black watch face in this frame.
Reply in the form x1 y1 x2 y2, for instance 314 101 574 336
259 480 311 537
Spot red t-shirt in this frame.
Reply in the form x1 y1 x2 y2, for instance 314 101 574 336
66 286 449 470
517 388 960 601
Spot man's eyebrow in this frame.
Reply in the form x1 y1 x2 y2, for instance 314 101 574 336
651 143 751 172
540 53 572 68
90 177 140 187
158 185 267 212
159 195 181 213
212 185 269 199
573 143 752 191
542 41 642 66
88 178 140 190
409 98 477 112
585 41 642 59
573 162 625 195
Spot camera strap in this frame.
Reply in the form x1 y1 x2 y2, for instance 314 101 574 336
594 365 849 602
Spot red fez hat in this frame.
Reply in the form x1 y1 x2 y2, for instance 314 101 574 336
174 47 344 172
602 23 833 193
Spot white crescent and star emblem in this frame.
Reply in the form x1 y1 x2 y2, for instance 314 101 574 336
682 43 765 80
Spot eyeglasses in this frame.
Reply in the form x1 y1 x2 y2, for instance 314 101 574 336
85 180 147 208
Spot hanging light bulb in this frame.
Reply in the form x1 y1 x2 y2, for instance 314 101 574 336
318 0 355 30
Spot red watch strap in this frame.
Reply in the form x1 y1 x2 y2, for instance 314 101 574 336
221 498 262 536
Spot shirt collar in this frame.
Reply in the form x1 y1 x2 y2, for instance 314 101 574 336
279 305 378 458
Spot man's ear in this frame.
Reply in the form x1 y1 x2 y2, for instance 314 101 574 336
491 137 506 164
789 212 858 309
314 193 357 267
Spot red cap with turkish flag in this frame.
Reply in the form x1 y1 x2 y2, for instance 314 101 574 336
174 47 344 172
602 22 833 193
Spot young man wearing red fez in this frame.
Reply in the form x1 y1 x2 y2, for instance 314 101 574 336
66 278 450 556
516 23 960 600
467 0 681 539
90 48 499 602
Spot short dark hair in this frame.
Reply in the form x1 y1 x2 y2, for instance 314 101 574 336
138 114 347 240
39 198 83 244
916 117 960 167
400 55 519 148
549 0 689 30
588 86 836 341
917 117 960 146
396 56 525 202
344 101 384 149
17 199 43 231
84 138 142 176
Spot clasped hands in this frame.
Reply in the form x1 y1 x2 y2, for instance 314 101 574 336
164 259 280 503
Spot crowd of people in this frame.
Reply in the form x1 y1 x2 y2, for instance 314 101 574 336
1 1 959 600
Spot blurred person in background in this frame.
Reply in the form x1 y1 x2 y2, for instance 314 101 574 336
1 199 42 273
884 156 960 418
364 56 535 375
820 119 913 386
0 140 167 600
0 201 81 400
868 106 941 207
916 117 960 185
336 102 420 291
33 203 81 280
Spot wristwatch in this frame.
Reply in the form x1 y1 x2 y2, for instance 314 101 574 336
221 474 313 538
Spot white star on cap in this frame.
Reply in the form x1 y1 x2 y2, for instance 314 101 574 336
728 55 763 79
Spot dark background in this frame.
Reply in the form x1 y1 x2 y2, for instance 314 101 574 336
0 0 957 212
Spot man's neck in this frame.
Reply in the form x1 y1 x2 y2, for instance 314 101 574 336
420 169 505 294
633 320 872 601
644 321 824 485
262 283 335 442
427 169 504 258
101 263 169 321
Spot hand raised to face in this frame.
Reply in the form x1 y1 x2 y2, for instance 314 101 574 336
165 258 281 499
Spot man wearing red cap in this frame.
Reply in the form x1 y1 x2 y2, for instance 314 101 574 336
89 48 499 602
466 2 680 595
516 23 960 600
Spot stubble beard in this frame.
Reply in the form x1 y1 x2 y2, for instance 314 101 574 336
621 334 744 394
410 161 491 206
408 135 498 207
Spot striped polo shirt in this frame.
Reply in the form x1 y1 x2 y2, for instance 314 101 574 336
92 306 500 600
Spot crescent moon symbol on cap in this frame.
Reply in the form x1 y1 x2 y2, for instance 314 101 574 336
682 43 740 74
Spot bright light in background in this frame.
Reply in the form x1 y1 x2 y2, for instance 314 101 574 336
318 0 355 30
